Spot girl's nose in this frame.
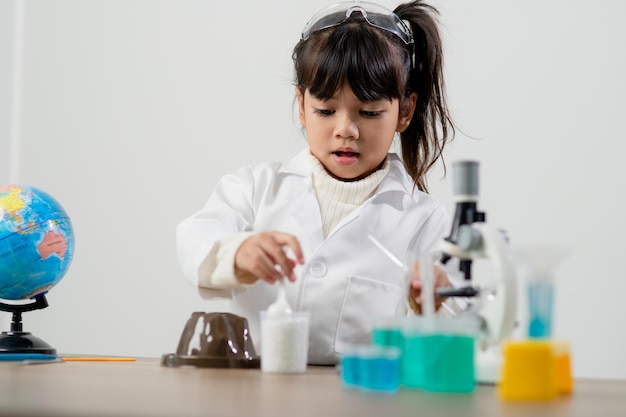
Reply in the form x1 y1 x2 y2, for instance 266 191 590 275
334 113 359 140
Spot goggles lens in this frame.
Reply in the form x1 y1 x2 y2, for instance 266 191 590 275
301 1 414 45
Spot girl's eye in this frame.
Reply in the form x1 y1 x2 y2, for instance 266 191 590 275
314 108 335 116
360 110 382 118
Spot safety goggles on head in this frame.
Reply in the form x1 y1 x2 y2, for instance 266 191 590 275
301 1 414 46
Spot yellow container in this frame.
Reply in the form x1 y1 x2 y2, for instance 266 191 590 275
553 342 574 395
499 340 572 401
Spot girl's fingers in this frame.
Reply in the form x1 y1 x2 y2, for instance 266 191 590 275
258 254 282 283
264 241 295 282
274 234 305 270
270 233 305 281
236 231 305 284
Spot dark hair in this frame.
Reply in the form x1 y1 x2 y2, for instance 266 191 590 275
292 1 454 192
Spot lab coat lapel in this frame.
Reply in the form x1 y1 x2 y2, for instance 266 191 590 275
291 187 324 248
280 148 325 248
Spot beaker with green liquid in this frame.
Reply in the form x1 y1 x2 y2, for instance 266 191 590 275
401 315 480 393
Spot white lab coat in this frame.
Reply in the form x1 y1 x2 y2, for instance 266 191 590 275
176 148 452 365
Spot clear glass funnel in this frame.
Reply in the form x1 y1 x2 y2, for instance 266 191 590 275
515 244 568 339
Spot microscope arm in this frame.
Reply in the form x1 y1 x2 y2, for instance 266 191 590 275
439 223 517 346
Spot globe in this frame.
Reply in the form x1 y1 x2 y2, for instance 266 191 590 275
0 184 75 301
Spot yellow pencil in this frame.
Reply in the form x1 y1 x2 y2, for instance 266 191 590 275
61 357 136 362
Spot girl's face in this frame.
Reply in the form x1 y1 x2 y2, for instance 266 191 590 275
297 84 413 181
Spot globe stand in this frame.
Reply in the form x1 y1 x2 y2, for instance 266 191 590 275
0 293 56 355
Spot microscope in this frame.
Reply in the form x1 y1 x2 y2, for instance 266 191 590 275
437 161 517 384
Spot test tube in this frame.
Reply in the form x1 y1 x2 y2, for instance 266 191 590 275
419 252 436 317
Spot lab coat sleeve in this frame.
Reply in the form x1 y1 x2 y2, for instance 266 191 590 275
176 166 259 294
197 232 257 288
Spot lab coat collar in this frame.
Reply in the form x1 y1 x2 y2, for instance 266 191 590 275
278 148 417 199
375 153 418 198
278 148 315 177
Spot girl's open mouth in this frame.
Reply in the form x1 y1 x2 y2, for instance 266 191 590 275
332 151 359 165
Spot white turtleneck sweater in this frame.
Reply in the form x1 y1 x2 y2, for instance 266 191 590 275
308 153 390 238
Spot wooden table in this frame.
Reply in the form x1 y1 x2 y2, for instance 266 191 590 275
0 358 624 417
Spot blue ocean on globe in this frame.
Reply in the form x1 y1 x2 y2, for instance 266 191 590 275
0 185 75 300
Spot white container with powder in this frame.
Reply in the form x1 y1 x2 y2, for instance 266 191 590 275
260 311 310 373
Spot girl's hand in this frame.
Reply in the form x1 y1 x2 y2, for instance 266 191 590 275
234 232 304 284
408 263 451 314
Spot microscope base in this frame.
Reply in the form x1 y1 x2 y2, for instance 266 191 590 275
476 347 502 385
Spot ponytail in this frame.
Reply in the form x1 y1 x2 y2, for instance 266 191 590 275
394 1 455 192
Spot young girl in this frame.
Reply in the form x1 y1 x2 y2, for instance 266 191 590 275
176 0 456 365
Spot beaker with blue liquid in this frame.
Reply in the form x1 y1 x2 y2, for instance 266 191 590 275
340 344 401 393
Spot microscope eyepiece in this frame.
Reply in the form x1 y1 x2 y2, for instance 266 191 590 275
452 161 479 199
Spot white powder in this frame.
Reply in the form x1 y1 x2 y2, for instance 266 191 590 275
261 313 309 373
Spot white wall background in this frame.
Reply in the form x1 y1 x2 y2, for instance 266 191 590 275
1 0 625 380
